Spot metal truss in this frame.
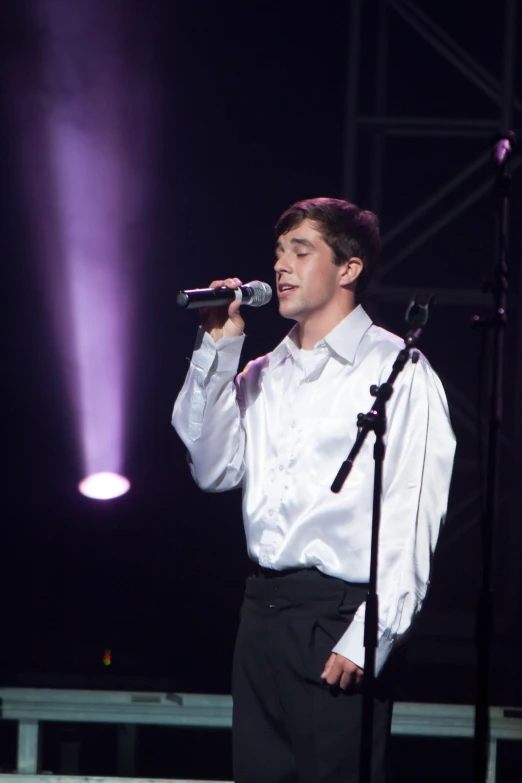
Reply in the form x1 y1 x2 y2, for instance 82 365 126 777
344 0 520 304
343 0 521 702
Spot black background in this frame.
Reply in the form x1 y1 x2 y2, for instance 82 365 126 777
1 1 521 780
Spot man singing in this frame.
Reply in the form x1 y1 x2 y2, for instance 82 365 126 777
172 197 456 783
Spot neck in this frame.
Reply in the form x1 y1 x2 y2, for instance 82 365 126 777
298 300 357 350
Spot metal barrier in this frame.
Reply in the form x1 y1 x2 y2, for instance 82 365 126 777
0 688 521 783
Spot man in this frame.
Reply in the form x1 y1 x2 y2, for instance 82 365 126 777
172 197 456 782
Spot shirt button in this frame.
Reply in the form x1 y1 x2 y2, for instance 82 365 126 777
279 465 284 471
268 509 274 517
291 421 296 428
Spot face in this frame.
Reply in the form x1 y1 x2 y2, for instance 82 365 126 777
274 219 348 325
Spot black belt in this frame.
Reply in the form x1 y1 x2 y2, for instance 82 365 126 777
257 565 319 579
256 566 369 592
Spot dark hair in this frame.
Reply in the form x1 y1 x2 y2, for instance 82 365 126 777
275 197 380 294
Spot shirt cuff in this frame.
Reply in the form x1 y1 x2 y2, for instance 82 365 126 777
332 617 394 677
191 327 245 373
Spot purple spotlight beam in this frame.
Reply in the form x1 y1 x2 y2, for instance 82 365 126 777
7 0 160 495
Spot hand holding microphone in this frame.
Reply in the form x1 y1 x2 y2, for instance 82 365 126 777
177 278 272 344
198 278 246 344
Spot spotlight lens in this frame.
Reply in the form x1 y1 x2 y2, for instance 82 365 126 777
79 472 130 500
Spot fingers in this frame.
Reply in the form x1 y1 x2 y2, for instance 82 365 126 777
209 278 243 290
323 657 344 687
200 276 245 341
320 653 336 681
321 654 363 691
206 278 243 317
339 667 361 691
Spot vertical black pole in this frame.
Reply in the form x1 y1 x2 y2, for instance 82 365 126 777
473 2 516 775
359 428 385 783
473 159 510 783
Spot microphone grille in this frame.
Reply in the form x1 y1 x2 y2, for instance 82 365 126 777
247 280 272 307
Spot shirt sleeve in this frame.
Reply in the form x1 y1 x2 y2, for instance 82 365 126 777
332 356 456 675
171 327 247 492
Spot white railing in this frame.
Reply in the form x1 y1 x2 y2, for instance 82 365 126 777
1 688 521 783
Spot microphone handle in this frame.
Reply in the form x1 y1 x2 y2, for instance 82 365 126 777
176 286 243 309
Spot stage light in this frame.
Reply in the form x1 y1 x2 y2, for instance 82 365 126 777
79 472 130 501
5 0 158 497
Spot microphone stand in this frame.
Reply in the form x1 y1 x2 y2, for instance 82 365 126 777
331 297 433 783
472 131 517 783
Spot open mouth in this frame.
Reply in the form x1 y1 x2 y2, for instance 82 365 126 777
278 284 298 298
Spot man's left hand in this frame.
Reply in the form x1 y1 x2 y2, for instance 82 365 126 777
320 653 363 691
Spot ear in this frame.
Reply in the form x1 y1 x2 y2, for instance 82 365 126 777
338 256 364 288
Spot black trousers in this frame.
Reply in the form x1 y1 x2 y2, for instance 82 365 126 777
232 568 392 783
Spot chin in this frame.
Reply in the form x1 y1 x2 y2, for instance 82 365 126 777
278 303 298 320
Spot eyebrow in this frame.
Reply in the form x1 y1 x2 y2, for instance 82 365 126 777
275 237 316 251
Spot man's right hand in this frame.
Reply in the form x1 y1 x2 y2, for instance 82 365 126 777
201 278 245 343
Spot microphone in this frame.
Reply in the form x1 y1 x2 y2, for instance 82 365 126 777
176 280 272 309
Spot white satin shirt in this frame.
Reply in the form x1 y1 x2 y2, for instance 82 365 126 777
172 305 456 674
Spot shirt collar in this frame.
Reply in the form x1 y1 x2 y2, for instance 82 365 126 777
268 305 373 370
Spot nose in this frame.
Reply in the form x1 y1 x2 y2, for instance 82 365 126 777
274 252 292 275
